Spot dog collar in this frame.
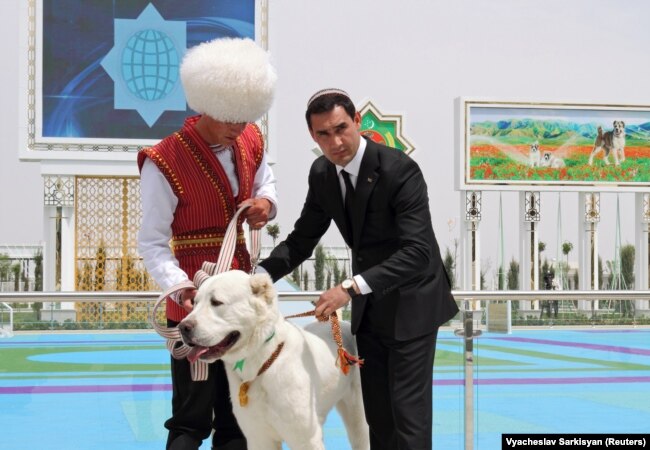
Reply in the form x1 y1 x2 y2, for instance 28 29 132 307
239 341 285 407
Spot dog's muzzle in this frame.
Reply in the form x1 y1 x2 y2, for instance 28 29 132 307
180 327 241 363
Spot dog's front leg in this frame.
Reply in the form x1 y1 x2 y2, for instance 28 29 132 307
588 147 601 165
245 437 281 450
603 149 611 165
280 423 325 450
284 436 325 450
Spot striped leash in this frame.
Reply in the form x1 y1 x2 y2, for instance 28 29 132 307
149 204 261 381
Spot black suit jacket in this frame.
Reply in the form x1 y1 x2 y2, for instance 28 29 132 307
259 139 459 340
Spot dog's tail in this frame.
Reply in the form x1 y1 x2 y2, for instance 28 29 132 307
597 126 603 137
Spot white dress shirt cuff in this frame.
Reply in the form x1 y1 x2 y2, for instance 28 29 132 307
353 275 372 295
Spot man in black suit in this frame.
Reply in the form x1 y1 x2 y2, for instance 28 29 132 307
258 88 459 449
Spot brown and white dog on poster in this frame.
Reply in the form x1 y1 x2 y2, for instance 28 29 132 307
178 270 369 450
588 120 626 166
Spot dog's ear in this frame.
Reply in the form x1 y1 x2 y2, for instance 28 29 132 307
250 273 275 305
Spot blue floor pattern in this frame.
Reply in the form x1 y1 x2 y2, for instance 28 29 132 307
1 328 649 449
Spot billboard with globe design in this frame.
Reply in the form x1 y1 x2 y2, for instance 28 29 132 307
120 30 180 102
457 99 650 192
37 0 256 147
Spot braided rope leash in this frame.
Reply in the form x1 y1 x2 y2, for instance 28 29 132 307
149 204 261 381
285 310 364 375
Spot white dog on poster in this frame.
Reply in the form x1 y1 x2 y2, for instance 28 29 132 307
179 271 369 450
540 151 566 169
529 141 542 167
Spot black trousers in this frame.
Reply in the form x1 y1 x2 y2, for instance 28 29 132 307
355 328 439 450
165 320 245 450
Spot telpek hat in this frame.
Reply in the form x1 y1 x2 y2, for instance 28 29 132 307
180 37 277 123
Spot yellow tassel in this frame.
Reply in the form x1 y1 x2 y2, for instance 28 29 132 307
239 382 250 407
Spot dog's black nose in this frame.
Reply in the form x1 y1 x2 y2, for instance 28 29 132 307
178 320 195 337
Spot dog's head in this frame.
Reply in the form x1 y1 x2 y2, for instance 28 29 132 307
541 151 553 166
530 141 540 154
613 120 625 136
179 270 278 363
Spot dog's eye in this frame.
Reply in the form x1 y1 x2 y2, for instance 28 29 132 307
210 297 223 307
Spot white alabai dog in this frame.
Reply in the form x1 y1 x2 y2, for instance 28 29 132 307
179 270 369 450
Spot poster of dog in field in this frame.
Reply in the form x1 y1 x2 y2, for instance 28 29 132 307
456 99 650 191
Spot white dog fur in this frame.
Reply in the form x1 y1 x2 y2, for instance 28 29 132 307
179 270 369 450
540 151 566 168
528 141 541 167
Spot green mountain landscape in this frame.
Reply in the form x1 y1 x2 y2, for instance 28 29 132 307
471 119 650 146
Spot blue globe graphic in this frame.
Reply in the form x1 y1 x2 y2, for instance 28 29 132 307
121 29 179 101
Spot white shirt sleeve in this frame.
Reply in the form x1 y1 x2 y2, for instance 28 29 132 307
353 274 373 295
138 149 278 291
137 158 189 291
252 151 278 219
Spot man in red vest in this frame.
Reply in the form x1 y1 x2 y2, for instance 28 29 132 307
138 38 278 450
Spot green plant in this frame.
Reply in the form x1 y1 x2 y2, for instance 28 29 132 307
265 223 280 246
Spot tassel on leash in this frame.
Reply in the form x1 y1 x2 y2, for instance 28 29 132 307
328 313 364 374
285 310 364 376
337 347 364 375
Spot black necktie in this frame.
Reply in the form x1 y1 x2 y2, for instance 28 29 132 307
341 170 355 240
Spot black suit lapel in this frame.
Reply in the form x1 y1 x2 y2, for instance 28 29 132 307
351 141 380 249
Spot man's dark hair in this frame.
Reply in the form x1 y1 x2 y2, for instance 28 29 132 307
305 93 356 130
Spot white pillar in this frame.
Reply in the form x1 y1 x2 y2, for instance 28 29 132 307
634 193 650 310
60 206 76 292
578 193 599 314
460 191 481 311
43 205 58 292
519 192 540 311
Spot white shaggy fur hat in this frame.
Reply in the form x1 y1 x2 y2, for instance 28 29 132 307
180 38 276 123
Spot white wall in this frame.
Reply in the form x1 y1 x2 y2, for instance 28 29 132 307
265 0 649 280
1 0 649 285
0 0 42 244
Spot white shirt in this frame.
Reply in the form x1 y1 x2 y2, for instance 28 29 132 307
335 136 366 200
138 146 278 290
337 138 372 296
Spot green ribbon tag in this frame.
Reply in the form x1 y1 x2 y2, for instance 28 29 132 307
233 359 245 372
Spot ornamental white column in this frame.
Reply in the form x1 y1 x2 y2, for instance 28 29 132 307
635 193 650 310
578 192 599 313
519 191 540 311
460 191 481 310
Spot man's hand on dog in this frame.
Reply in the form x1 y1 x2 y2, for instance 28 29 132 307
315 285 352 319
239 197 272 229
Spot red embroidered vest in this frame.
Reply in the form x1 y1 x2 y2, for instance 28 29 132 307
138 115 265 321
